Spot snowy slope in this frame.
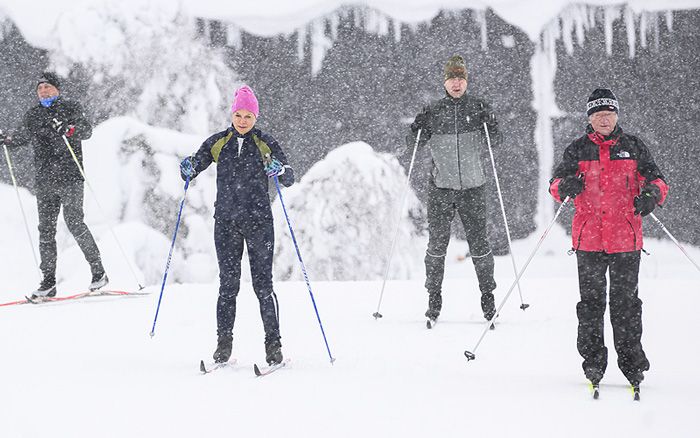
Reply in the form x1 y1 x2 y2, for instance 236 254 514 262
1 226 698 437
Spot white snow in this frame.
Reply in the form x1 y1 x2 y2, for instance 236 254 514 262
1 0 699 436
1 0 699 47
1 217 698 437
273 141 425 281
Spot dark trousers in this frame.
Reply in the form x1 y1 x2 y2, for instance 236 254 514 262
214 218 280 342
576 250 649 384
36 181 103 281
424 183 496 314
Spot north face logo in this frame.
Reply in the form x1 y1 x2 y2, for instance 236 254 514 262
617 151 631 158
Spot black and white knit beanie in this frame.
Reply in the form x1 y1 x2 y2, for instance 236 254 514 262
586 88 618 116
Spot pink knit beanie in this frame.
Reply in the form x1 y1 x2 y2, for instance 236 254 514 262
231 85 259 117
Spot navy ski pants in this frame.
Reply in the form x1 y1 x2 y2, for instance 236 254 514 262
214 218 280 342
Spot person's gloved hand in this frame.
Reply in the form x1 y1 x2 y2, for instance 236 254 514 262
0 129 11 146
410 112 432 137
478 111 497 126
265 158 285 178
51 118 75 137
634 185 660 216
180 156 198 181
558 175 584 200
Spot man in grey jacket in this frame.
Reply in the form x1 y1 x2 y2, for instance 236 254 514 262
408 55 498 325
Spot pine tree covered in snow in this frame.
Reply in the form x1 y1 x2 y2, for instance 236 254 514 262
48 0 238 135
272 142 426 281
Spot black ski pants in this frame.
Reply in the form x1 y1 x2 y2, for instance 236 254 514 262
36 181 103 281
576 250 649 385
424 183 496 315
214 217 280 343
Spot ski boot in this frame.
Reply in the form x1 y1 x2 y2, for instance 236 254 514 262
482 292 497 329
213 334 233 364
425 291 442 328
89 272 109 291
265 336 283 366
31 276 57 299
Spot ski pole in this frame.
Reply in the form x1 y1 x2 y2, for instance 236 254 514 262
273 175 335 364
464 197 571 361
649 212 700 274
59 129 143 289
2 142 41 277
373 128 422 319
483 122 529 310
150 178 190 338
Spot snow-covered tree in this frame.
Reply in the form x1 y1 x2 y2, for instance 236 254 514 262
49 0 238 135
272 142 425 281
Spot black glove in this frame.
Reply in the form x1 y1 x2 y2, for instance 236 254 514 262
634 185 660 216
50 118 75 137
410 112 431 137
478 111 497 126
0 129 10 146
558 175 584 200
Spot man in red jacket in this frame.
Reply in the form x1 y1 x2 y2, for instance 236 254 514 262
549 88 668 393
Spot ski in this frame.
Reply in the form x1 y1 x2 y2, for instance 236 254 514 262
9 289 147 306
253 359 290 377
200 359 237 374
426 318 437 329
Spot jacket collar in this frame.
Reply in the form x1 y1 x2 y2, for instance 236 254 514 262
587 124 622 145
228 126 259 139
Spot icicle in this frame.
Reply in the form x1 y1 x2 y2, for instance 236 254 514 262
392 18 401 43
225 24 242 51
640 12 648 49
329 12 339 41
624 6 636 58
311 20 333 76
473 9 488 51
574 5 587 47
665 10 673 32
654 12 660 51
562 13 574 55
603 6 621 56
297 26 306 63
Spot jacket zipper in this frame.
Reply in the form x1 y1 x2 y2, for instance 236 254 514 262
575 219 589 251
626 217 637 249
454 102 462 188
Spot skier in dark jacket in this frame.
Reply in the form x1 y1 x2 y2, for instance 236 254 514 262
180 85 294 366
2 72 108 298
407 55 499 325
549 88 669 393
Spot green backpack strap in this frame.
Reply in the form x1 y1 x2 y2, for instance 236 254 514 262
210 131 234 163
252 134 273 164
210 132 273 164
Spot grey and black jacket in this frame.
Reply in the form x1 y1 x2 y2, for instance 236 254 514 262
407 93 500 190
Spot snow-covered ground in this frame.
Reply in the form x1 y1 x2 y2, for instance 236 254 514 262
1 223 698 437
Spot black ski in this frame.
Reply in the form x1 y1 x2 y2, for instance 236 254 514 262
200 359 236 374
253 359 290 377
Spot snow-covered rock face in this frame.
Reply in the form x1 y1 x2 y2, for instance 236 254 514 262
48 1 239 135
272 142 425 281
